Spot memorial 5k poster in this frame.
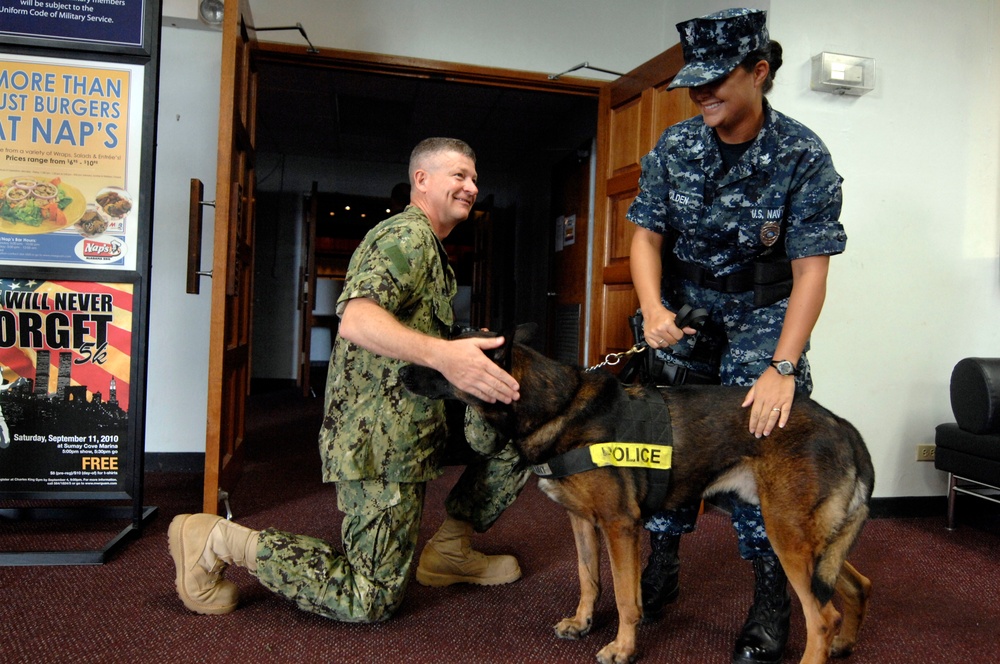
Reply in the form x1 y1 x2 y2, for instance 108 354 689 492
0 278 133 492
0 53 143 270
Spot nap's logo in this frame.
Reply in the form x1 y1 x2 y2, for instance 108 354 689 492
84 239 123 257
75 238 126 264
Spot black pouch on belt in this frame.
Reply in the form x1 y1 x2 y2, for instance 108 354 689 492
752 254 793 308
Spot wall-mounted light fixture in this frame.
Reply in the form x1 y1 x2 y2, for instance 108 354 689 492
810 52 875 96
198 0 224 28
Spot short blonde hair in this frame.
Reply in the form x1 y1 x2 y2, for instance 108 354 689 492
408 138 476 181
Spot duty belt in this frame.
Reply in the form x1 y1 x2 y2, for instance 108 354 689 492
667 254 754 293
668 254 793 307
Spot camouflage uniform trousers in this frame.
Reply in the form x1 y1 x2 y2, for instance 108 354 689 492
251 442 529 623
644 286 813 559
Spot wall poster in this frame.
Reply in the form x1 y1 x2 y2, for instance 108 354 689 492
0 0 157 565
0 277 132 495
0 0 150 54
0 53 143 271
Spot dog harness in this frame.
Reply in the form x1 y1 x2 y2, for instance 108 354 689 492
530 388 673 513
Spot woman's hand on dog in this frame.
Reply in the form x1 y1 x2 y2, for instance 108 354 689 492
742 370 795 438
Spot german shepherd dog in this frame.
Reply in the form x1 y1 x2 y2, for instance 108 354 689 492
400 327 874 664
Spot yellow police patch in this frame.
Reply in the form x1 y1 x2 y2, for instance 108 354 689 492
589 442 672 470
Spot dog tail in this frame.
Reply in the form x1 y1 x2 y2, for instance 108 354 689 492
812 497 869 604
811 424 874 605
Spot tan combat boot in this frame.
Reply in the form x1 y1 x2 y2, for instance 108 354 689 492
168 513 260 615
416 517 521 587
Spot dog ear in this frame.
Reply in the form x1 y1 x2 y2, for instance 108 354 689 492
498 325 516 372
493 323 536 372
514 323 538 344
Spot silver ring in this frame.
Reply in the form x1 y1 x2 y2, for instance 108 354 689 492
772 407 781 412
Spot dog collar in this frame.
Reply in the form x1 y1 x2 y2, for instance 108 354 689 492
531 442 672 478
532 387 674 478
530 386 674 515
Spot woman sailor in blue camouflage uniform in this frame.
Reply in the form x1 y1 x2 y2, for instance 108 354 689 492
627 9 847 664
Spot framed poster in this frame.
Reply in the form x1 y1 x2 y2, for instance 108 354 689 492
0 0 152 55
0 0 156 564
0 276 133 498
0 53 143 270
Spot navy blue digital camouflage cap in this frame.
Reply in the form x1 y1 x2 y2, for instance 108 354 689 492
668 8 769 89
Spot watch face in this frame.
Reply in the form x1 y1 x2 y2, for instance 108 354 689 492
774 360 795 375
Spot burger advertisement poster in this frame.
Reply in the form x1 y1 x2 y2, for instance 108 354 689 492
0 53 143 270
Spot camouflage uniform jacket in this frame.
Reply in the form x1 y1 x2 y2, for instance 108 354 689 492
626 101 847 381
626 99 846 277
319 205 456 483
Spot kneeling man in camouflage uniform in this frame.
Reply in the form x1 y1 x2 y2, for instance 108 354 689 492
169 137 530 622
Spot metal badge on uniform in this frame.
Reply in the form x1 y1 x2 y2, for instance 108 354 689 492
760 221 781 247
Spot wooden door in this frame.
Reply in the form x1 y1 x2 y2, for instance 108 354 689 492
587 45 699 365
203 0 258 516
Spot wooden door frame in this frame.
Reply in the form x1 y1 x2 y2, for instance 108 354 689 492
207 43 603 510
253 42 604 387
210 33 694 514
255 42 605 98
203 0 258 515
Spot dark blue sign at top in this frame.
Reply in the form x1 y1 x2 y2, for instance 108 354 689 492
0 0 146 50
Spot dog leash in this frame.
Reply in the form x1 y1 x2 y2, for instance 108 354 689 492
586 304 709 373
587 343 647 373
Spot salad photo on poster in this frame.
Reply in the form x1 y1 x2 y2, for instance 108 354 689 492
0 54 143 270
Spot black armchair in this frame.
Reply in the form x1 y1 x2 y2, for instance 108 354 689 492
934 357 1000 529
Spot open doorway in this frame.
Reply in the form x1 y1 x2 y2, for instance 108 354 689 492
247 48 600 395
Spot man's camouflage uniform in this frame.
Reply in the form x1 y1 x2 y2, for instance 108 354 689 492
252 205 529 621
626 99 847 558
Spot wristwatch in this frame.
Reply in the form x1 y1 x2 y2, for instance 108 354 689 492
770 359 800 376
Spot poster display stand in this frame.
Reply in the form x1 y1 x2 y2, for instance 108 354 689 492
0 0 161 564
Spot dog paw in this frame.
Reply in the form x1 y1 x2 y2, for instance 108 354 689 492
829 637 856 658
596 642 636 664
554 616 592 640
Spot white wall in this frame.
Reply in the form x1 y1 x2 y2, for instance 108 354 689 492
147 26 220 453
250 0 671 80
247 0 764 78
766 0 1000 498
150 0 1000 499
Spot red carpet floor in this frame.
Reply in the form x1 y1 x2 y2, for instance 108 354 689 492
2 392 999 663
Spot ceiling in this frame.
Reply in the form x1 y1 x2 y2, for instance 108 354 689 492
254 61 599 168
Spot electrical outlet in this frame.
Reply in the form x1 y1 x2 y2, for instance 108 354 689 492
916 444 936 462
